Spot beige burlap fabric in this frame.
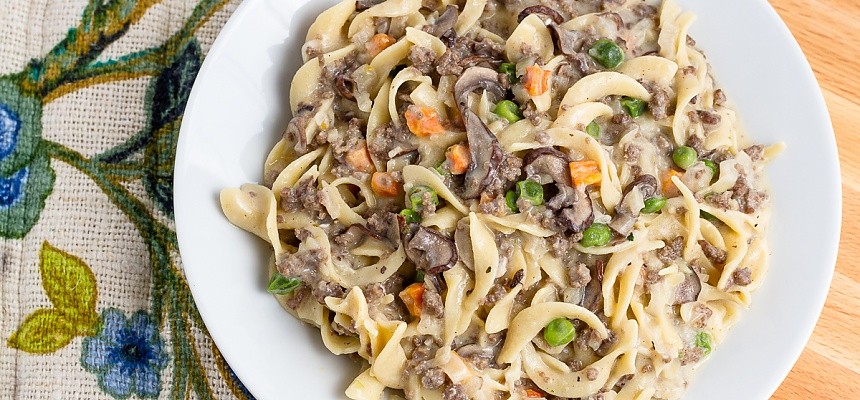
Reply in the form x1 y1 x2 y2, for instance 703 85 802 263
0 1 252 398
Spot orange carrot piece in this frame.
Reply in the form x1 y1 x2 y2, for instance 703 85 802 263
345 142 375 173
445 144 471 175
367 33 396 57
524 65 552 96
399 283 425 317
662 169 685 196
405 105 445 137
371 172 400 197
569 160 602 186
525 389 545 398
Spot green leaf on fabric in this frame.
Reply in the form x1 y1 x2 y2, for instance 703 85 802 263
143 40 202 218
39 242 98 329
7 309 77 353
0 147 56 239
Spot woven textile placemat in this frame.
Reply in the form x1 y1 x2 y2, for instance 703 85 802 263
0 1 255 398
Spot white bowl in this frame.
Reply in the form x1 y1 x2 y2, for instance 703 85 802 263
174 1 841 398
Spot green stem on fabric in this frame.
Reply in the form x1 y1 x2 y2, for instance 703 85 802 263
22 0 162 97
101 160 148 181
42 0 233 103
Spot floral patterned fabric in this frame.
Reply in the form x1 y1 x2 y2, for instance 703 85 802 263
0 1 254 398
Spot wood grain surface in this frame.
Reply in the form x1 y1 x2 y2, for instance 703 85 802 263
767 0 859 398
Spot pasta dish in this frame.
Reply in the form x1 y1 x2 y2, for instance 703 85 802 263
219 0 779 398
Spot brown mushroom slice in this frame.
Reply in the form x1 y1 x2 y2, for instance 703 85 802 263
517 5 565 25
523 147 572 185
558 185 594 233
454 219 474 270
461 110 504 199
429 5 459 37
549 24 587 57
454 67 507 199
284 103 315 153
671 273 702 305
334 74 356 101
580 260 605 313
453 67 505 111
610 175 660 236
546 184 576 210
624 174 660 198
406 227 459 274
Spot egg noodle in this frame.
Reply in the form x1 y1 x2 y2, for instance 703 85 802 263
220 0 780 398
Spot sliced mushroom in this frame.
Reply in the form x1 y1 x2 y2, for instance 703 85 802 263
610 175 659 236
454 67 506 199
453 67 505 110
558 185 593 233
284 103 315 153
524 147 572 185
462 111 504 199
546 184 576 210
454 219 474 270
334 75 356 101
580 260 605 313
518 5 564 25
623 174 660 198
429 5 459 37
406 226 459 274
671 273 702 305
549 24 587 57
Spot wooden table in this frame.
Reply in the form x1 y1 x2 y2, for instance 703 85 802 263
768 0 860 398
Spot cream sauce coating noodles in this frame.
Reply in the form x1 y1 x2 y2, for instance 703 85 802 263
220 0 780 398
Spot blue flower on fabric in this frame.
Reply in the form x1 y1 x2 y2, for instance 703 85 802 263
0 167 27 208
81 309 169 399
0 103 20 161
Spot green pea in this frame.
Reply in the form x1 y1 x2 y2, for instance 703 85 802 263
515 179 544 206
400 208 421 223
695 332 712 355
499 62 519 84
627 233 635 241
642 196 667 214
580 223 612 247
505 190 519 213
408 185 439 211
700 210 719 224
493 100 523 123
620 97 647 118
267 273 301 295
588 39 624 69
586 121 600 138
673 146 698 170
702 159 719 180
543 318 576 347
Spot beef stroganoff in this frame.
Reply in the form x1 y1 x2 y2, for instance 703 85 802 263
220 0 781 398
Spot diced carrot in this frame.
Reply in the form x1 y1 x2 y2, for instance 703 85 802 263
367 33 396 57
445 144 471 175
662 169 685 196
405 105 446 137
371 172 400 197
399 283 425 317
525 388 545 398
524 65 552 96
569 160 602 187
345 142 375 173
